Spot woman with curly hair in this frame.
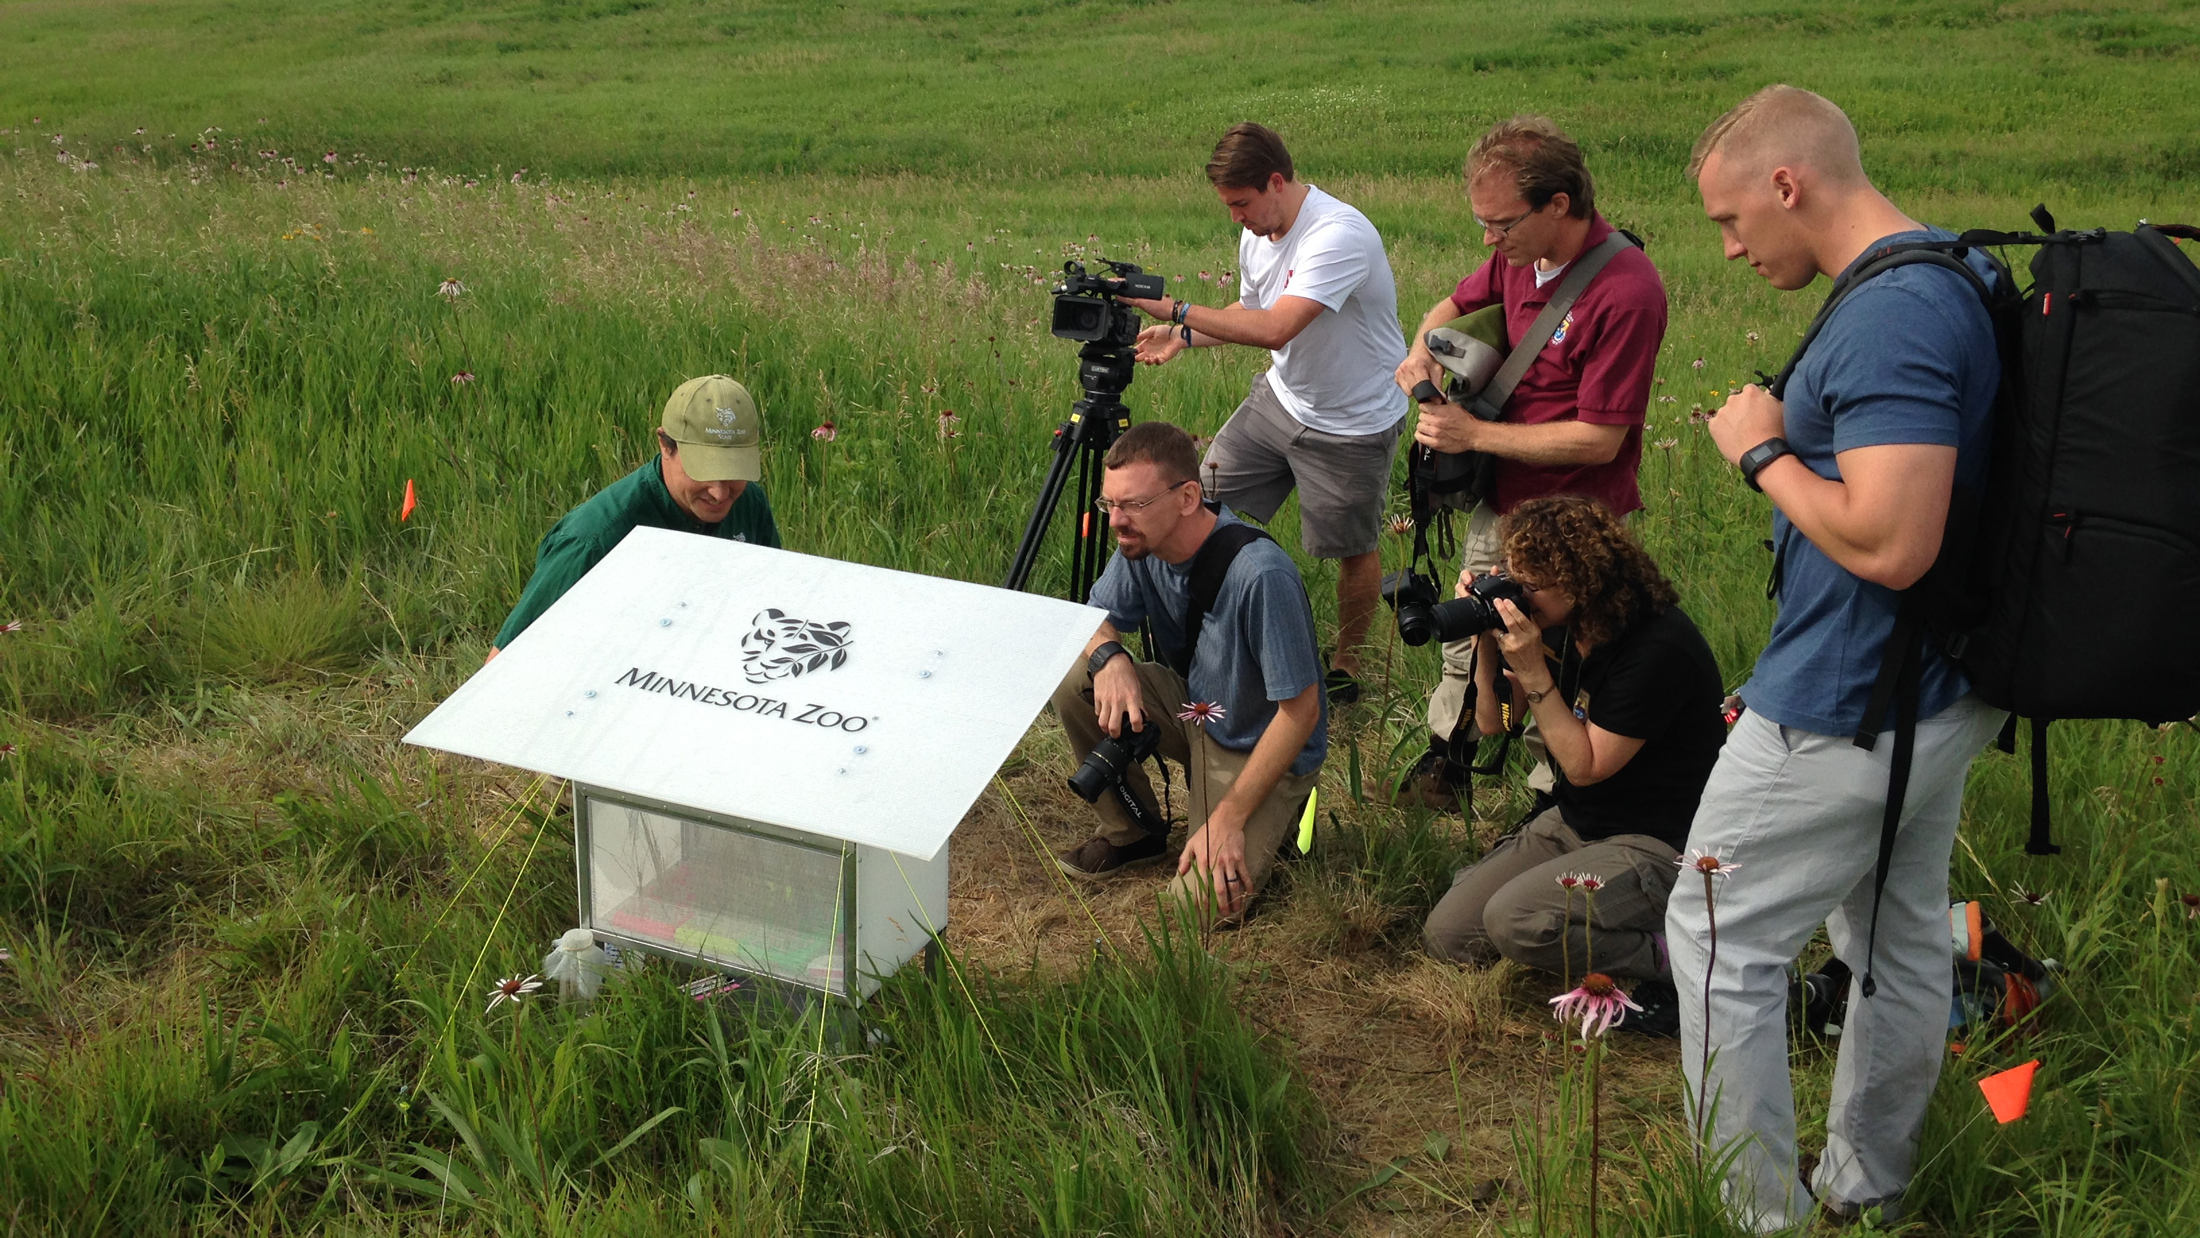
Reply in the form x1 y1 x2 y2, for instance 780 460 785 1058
1422 495 1725 1028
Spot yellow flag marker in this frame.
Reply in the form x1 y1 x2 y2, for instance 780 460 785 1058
1296 788 1319 853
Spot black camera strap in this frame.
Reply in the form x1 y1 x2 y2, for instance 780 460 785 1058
1165 514 1275 680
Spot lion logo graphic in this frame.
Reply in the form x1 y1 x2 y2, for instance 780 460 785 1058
740 609 852 684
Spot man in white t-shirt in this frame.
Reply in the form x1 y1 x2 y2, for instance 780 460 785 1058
1124 122 1410 703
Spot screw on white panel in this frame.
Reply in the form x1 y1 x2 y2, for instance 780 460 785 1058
566 710 576 717
836 767 848 776
584 690 597 698
918 669 932 679
853 745 868 755
659 618 672 627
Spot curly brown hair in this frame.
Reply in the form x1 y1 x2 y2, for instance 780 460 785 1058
1498 495 1677 649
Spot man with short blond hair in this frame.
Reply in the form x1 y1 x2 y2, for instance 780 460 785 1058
1671 85 2007 1231
1123 122 1409 704
1390 115 1668 809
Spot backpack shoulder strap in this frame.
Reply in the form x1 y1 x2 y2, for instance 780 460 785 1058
1473 230 1638 416
1768 243 2000 400
1173 518 1276 677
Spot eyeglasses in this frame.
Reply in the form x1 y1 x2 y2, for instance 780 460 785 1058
1473 206 1537 237
1094 479 1190 516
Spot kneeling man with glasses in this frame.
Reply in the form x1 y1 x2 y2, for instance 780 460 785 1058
1050 421 1327 925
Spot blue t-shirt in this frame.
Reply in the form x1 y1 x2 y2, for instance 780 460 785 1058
1088 509 1329 777
1741 228 2001 737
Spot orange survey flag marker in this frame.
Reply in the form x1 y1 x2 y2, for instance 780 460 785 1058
1979 1059 2039 1123
400 479 418 522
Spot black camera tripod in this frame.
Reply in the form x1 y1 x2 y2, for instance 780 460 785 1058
1002 276 1148 600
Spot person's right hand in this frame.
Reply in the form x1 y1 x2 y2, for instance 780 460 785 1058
1135 324 1185 366
1396 345 1445 396
1092 653 1144 738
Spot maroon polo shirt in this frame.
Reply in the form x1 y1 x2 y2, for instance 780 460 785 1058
1448 213 1668 515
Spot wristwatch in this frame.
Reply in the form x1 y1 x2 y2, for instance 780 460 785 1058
1087 640 1129 676
1738 436 1794 492
1525 683 1558 705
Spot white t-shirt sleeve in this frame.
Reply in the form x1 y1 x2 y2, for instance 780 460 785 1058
1277 219 1370 312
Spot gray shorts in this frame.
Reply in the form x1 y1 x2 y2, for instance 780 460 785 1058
1200 371 1405 559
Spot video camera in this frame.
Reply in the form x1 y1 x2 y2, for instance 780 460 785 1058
1050 259 1164 345
1379 567 1531 647
1067 713 1167 836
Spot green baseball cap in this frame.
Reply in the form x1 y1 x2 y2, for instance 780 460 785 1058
661 375 763 482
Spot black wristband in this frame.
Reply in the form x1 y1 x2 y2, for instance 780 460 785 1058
1739 437 1793 492
1172 299 1190 326
1087 640 1129 677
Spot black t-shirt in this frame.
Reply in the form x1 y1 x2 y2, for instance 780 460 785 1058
1533 604 1726 850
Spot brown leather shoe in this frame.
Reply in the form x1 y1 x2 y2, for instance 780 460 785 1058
1055 833 1168 881
1382 746 1467 812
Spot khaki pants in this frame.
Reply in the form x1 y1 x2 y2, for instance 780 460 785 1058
1052 660 1320 910
1420 503 1553 791
1422 806 1678 980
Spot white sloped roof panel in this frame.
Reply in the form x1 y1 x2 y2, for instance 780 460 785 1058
404 526 1102 860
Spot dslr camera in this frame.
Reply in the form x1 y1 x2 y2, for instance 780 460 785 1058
1067 714 1167 836
1380 567 1531 647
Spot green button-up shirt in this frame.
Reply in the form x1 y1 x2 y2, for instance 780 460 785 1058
494 458 781 649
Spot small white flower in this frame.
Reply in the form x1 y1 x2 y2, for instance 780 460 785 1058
486 974 542 1011
437 278 466 300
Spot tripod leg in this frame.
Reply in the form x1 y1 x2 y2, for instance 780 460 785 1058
1004 427 1081 592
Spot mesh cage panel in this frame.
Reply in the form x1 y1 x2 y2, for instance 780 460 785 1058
584 796 849 994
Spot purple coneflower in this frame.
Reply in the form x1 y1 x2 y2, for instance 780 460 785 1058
1677 850 1741 878
486 974 542 1011
1654 438 1679 450
437 278 466 300
1 621 21 634
1691 357 1705 371
2184 893 2199 921
0 744 16 757
2013 886 2051 907
322 151 336 164
811 421 837 442
1387 514 1415 537
450 370 475 385
1549 972 1641 1039
1178 701 1227 727
937 410 961 438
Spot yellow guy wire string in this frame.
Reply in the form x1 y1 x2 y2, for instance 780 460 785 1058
889 848 1008 1065
395 772 553 981
409 777 564 1098
991 774 1118 957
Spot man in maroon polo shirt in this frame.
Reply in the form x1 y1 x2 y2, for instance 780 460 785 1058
1390 115 1669 809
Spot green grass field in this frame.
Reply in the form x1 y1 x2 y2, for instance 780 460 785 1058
4 1 2199 1233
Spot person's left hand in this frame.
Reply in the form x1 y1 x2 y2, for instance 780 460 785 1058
1707 383 1786 468
1178 805 1250 917
1414 398 1481 454
1492 599 1553 696
1123 295 1173 322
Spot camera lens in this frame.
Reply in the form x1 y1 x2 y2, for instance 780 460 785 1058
1425 594 1502 644
1396 603 1435 647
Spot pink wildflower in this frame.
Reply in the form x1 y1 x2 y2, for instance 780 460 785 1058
811 421 837 442
437 278 466 300
1177 701 1227 727
2012 886 2051 907
450 370 475 385
322 151 336 164
0 621 21 634
937 410 961 438
1550 973 1642 1039
1387 514 1415 537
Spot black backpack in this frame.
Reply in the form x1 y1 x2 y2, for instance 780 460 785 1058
1768 207 2200 994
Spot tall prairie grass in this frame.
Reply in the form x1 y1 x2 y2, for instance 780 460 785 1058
5 0 2200 1230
